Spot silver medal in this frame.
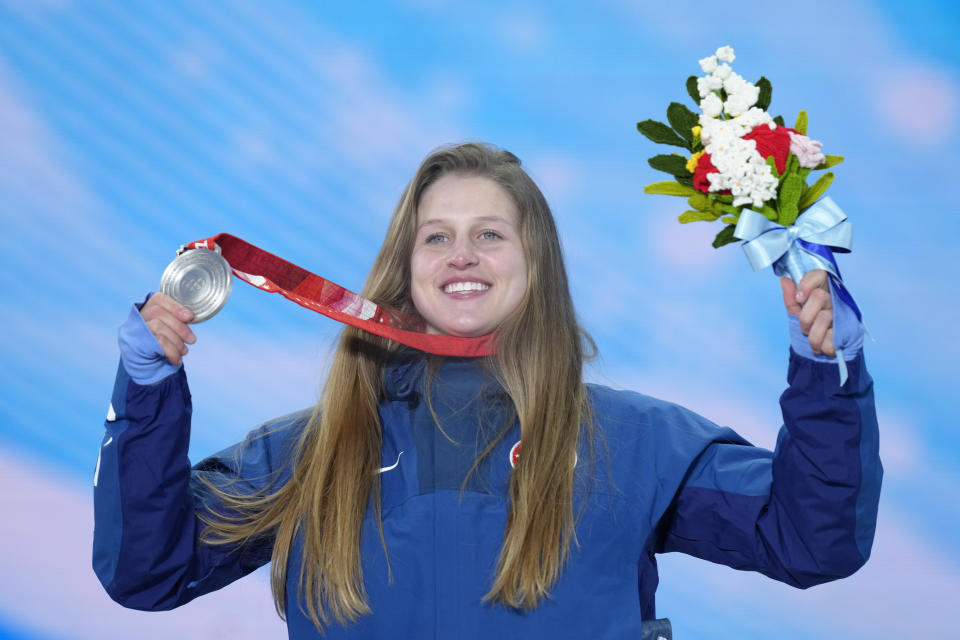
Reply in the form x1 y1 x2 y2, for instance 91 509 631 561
160 248 232 323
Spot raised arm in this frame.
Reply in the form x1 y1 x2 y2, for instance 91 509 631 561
93 295 305 610
654 270 881 587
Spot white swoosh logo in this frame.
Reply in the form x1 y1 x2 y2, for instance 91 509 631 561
93 437 113 487
377 451 404 474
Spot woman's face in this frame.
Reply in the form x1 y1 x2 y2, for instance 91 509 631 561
410 173 528 337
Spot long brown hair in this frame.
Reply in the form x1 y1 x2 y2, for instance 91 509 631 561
198 142 594 630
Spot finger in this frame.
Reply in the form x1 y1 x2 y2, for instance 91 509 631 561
145 293 194 323
808 309 835 356
147 320 187 356
160 331 190 364
160 312 197 344
780 277 802 316
798 287 831 334
155 334 185 366
795 269 828 305
809 286 831 309
144 308 197 345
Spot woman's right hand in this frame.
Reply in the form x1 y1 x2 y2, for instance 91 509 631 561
140 293 197 366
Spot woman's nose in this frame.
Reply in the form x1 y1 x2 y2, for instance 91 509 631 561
447 238 479 268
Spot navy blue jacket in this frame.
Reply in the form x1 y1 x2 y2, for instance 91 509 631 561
93 349 880 639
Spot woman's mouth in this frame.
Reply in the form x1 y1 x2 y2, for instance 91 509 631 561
442 281 490 294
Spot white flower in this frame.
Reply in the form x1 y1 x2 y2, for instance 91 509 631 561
723 72 748 95
700 112 777 207
696 76 711 98
724 95 750 116
701 93 723 117
716 46 735 63
739 84 760 106
724 86 759 116
716 72 760 116
697 75 724 98
690 48 776 207
738 107 775 130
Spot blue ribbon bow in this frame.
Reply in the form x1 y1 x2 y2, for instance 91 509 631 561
733 197 862 385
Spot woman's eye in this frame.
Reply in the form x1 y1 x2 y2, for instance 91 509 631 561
425 233 447 244
480 230 501 240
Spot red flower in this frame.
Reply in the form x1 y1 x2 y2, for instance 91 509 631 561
693 152 728 194
743 125 794 174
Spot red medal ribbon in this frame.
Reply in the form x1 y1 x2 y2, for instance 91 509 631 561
183 233 497 357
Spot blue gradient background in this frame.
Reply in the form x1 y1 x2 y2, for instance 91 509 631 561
0 1 956 638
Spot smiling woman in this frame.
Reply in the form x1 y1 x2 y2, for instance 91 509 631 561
94 142 881 640
411 173 528 336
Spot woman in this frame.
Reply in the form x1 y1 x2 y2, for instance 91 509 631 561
94 143 880 639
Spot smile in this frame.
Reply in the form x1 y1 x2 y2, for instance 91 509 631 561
442 281 490 293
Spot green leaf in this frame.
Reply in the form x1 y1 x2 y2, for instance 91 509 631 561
648 153 691 177
784 153 799 179
686 75 701 106
758 204 778 221
720 215 739 225
637 120 688 147
814 155 844 170
711 200 741 215
715 194 734 204
773 114 785 127
712 224 739 249
676 175 694 187
765 156 781 179
778 172 805 226
794 110 808 135
679 210 721 223
667 102 699 146
756 77 773 111
687 193 710 210
798 172 834 212
644 181 698 197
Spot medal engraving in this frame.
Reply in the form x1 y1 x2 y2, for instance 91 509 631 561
160 248 232 323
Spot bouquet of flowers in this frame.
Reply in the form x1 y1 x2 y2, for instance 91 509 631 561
639 46 866 384
637 45 851 286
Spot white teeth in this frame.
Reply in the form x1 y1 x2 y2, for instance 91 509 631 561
443 281 489 293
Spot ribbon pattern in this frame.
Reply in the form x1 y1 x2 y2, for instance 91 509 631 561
733 197 863 385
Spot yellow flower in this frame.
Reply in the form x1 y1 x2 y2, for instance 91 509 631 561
692 125 702 138
686 150 704 173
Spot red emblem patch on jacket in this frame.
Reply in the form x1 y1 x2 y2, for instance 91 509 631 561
509 441 521 469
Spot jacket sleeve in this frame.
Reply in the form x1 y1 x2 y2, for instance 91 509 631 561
92 361 306 610
654 348 882 588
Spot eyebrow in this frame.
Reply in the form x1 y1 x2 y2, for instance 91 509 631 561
417 215 511 230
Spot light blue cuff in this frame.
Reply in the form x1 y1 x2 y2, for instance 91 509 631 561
787 280 864 363
117 293 182 385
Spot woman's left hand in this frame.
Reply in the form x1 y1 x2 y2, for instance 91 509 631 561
781 270 835 357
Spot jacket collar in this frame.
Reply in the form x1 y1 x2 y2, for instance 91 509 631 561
382 351 506 403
